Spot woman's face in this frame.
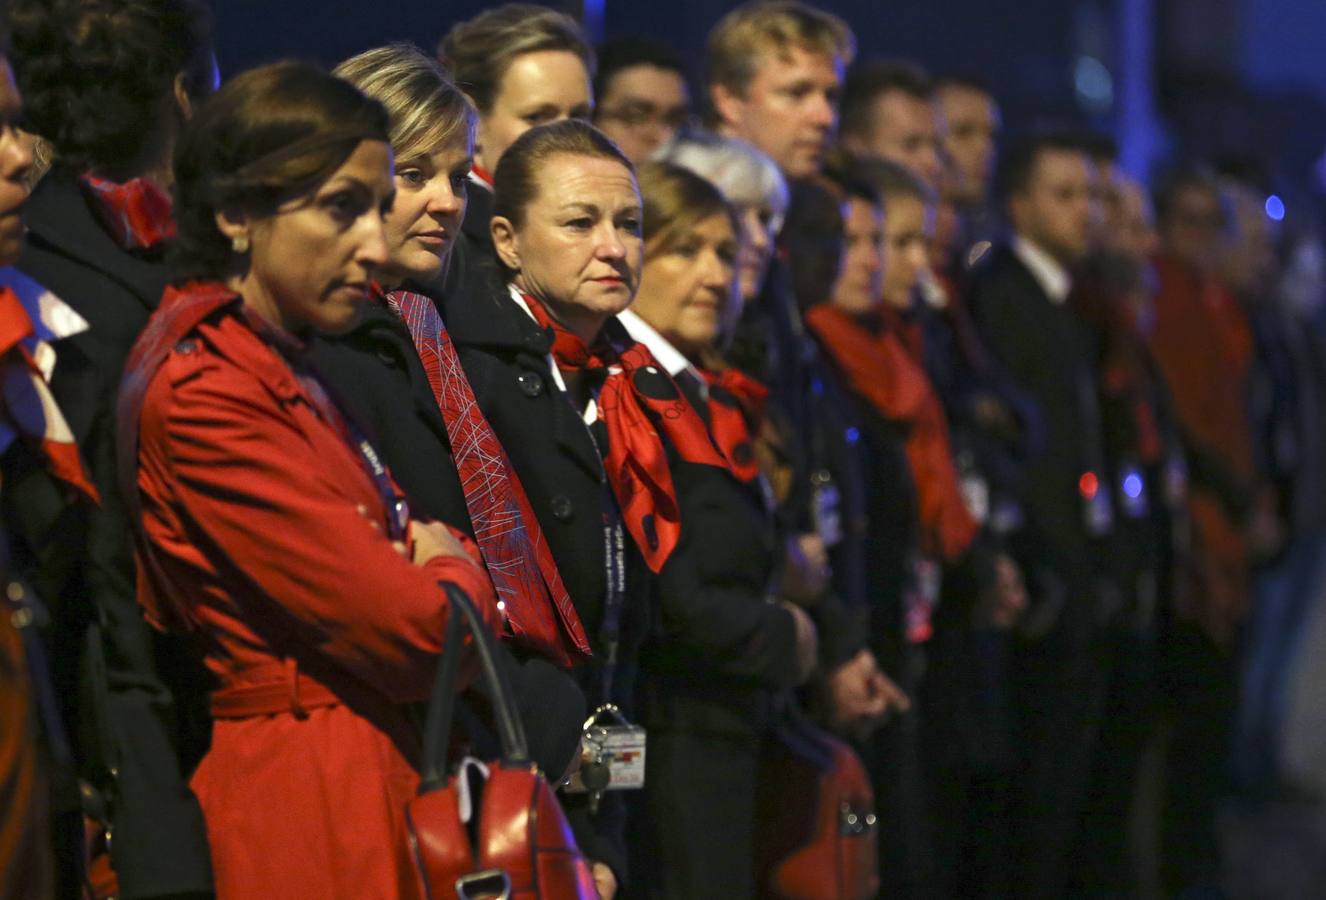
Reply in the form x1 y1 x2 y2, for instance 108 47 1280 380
828 196 884 317
235 139 394 335
633 211 739 355
493 152 643 342
380 128 474 290
734 201 780 302
881 194 932 310
478 51 592 173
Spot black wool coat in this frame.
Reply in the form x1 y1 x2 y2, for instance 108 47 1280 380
8 166 213 898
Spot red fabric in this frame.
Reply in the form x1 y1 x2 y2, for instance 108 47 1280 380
385 288 590 667
0 288 98 502
699 367 769 483
806 304 978 562
79 173 176 251
1148 253 1257 631
470 163 495 188
127 282 497 898
523 294 729 572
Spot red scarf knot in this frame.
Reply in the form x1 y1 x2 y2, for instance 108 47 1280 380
80 173 176 251
523 293 729 571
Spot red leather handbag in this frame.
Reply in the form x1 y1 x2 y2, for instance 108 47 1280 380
405 586 598 900
754 703 880 900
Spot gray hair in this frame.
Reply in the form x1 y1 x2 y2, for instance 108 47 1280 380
655 128 788 227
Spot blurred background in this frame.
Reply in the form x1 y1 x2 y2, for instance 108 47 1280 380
208 0 1326 241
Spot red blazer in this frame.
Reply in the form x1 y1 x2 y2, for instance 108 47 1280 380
133 300 495 898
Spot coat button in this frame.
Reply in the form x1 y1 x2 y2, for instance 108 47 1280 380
517 372 544 397
550 495 574 521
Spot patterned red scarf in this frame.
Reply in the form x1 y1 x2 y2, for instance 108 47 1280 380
806 304 977 562
383 287 589 666
522 293 729 572
699 367 769 483
80 173 176 251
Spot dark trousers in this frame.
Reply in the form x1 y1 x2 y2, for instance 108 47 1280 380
635 730 759 899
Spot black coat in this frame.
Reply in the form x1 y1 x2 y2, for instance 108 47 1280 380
7 166 212 898
965 244 1112 607
305 302 586 779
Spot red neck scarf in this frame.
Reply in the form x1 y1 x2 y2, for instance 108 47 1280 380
470 164 495 189
522 293 729 572
699 367 769 483
80 173 176 251
806 304 977 562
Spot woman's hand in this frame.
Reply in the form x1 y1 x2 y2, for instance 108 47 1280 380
406 519 471 567
591 861 617 899
977 553 1028 629
781 532 831 605
823 649 909 737
781 602 820 685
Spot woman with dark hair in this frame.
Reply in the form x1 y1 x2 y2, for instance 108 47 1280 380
118 61 497 897
6 1 217 895
441 118 816 898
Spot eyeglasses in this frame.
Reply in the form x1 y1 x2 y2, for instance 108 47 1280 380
596 103 691 131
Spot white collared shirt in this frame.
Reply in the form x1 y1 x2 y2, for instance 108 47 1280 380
1012 234 1072 304
616 309 700 383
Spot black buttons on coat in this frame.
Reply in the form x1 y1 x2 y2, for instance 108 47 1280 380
550 495 575 521
517 372 544 397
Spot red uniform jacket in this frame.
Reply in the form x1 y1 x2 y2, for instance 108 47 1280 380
132 298 495 898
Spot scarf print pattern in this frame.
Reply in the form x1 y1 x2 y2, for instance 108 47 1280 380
386 288 589 666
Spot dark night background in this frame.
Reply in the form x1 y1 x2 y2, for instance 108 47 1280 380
207 0 1326 227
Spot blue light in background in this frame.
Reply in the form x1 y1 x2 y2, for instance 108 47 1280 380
845 427 860 444
1123 472 1144 499
1074 56 1114 114
1265 194 1286 222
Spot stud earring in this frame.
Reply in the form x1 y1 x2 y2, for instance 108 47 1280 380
232 233 250 253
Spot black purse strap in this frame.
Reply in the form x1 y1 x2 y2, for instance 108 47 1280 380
419 584 529 792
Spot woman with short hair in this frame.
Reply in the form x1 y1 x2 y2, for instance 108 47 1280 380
120 61 497 898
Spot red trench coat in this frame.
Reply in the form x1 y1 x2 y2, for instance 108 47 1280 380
132 302 496 898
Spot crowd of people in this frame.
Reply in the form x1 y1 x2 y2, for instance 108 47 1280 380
3 0 1325 898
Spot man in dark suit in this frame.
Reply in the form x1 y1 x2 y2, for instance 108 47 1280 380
965 131 1122 899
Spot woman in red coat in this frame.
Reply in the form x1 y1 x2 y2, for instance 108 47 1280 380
117 62 499 898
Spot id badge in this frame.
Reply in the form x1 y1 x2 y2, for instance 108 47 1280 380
563 705 646 794
960 472 991 524
811 470 844 548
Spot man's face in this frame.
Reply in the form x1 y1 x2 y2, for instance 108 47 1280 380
1009 148 1094 266
936 85 999 203
848 89 942 189
712 44 842 179
594 64 690 165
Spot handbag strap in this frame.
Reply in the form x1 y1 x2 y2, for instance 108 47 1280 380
419 585 530 792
